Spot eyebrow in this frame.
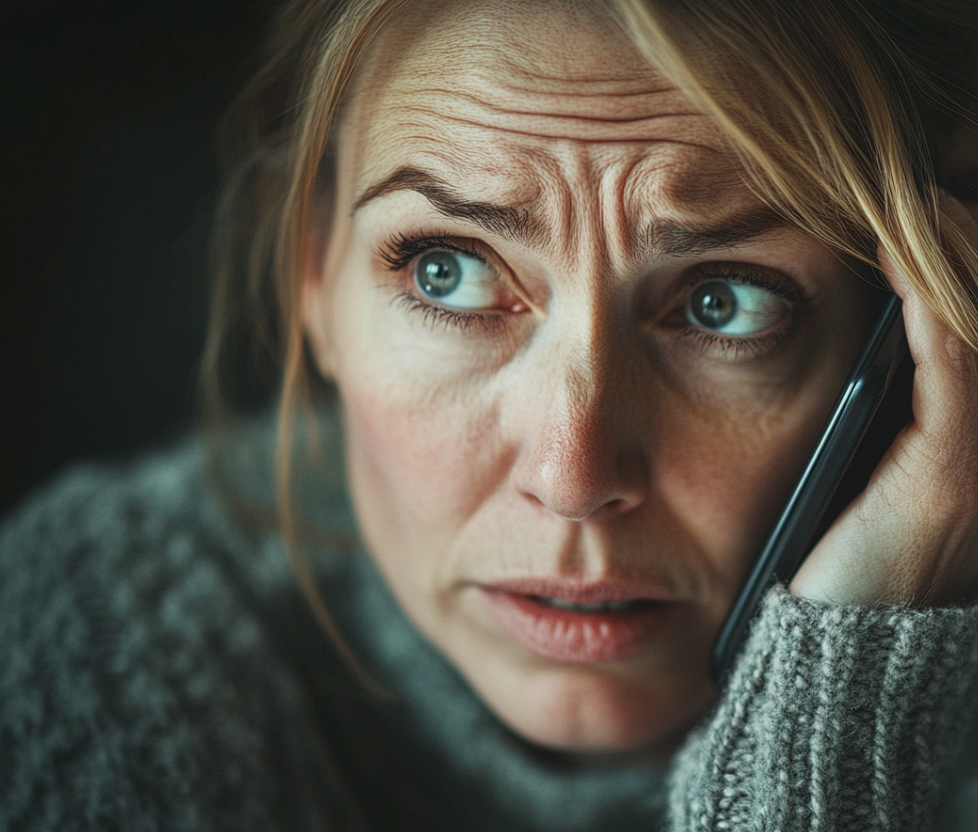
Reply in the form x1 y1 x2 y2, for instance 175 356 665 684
354 164 787 256
646 207 788 257
354 165 538 244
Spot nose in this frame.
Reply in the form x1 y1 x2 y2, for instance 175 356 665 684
512 341 650 522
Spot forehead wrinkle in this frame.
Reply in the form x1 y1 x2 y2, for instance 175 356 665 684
600 155 648 272
528 143 628 284
359 4 648 108
354 0 719 143
354 137 766 276
624 151 766 223
459 70 694 119
500 76 672 93
382 85 718 144
429 98 697 127
430 0 645 78
352 6 721 148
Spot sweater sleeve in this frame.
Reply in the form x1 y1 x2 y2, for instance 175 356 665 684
667 586 978 831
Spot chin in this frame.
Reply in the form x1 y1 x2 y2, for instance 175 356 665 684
468 655 716 758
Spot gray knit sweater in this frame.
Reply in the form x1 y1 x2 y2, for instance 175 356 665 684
2 422 978 831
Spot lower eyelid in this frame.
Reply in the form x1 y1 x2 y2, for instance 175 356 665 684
681 325 789 359
393 292 507 334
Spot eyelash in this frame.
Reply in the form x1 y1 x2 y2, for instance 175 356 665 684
689 263 806 304
379 232 505 332
681 327 787 359
379 231 480 271
392 293 499 332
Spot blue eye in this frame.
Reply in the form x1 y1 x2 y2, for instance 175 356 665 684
414 251 498 310
686 280 785 336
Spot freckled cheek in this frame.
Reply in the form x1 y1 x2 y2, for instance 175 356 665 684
340 370 506 546
657 401 830 586
328 269 517 594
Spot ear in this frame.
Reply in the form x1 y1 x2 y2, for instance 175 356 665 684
301 227 336 380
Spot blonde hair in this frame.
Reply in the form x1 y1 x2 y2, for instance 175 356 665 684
616 0 978 343
201 0 978 671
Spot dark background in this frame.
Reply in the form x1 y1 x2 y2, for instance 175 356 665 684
1 1 275 515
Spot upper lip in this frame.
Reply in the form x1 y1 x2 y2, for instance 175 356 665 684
480 577 680 604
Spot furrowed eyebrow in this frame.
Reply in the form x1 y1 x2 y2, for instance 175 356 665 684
646 208 788 257
355 164 788 257
354 165 538 244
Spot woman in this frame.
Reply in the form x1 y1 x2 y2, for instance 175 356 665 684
2 0 978 828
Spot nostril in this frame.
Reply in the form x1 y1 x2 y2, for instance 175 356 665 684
589 495 642 522
599 497 627 515
518 477 645 523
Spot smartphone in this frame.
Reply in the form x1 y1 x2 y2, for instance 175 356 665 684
709 286 913 686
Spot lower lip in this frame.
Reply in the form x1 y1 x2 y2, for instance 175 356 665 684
480 589 678 664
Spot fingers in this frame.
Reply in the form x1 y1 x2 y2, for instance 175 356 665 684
875 195 978 575
889 196 978 453
791 195 978 606
878 247 977 474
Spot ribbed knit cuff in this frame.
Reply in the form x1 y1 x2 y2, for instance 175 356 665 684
668 586 978 832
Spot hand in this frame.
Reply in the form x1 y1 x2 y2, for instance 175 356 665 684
790 196 978 607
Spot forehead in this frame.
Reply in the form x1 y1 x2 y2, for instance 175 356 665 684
342 0 752 224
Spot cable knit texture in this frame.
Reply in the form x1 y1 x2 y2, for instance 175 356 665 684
2 420 977 830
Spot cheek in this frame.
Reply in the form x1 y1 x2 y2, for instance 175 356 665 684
327 243 537 532
656 383 838 590
336 352 511 584
326 253 526 608
344 382 495 516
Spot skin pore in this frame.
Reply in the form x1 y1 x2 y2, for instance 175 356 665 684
302 0 883 756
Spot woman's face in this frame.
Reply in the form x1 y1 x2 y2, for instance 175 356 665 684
304 0 877 756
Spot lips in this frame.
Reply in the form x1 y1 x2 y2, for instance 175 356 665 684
479 579 680 664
